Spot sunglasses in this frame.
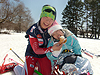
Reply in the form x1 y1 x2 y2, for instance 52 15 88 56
43 9 56 15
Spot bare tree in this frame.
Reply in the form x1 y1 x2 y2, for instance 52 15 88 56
0 0 34 32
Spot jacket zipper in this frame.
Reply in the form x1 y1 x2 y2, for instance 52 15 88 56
43 33 47 46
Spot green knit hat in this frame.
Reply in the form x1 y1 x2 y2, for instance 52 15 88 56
40 5 56 21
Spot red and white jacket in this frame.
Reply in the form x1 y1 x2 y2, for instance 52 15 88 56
25 21 53 58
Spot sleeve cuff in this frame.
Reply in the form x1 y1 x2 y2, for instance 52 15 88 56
50 48 53 52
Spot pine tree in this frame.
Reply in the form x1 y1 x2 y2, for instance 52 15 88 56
61 0 84 36
84 0 100 39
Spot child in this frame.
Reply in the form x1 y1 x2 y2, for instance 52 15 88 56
46 20 93 75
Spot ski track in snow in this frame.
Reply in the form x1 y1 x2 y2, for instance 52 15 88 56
0 33 100 75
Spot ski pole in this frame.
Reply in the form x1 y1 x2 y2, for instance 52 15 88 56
84 49 100 57
34 70 43 75
82 49 93 58
10 48 42 75
10 48 24 63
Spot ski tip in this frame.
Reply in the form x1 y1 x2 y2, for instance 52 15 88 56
10 48 12 50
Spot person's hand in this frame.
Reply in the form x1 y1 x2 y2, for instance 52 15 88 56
52 41 63 51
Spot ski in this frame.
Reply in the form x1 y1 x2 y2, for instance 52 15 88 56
82 49 100 58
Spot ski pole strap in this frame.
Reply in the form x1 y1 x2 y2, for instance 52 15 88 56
9 58 24 67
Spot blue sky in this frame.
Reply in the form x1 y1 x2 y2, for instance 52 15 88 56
20 0 68 24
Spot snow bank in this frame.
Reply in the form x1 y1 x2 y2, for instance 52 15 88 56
0 33 100 75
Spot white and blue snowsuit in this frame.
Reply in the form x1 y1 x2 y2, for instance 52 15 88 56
46 29 81 66
46 29 93 74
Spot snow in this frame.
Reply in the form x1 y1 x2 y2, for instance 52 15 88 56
0 33 100 75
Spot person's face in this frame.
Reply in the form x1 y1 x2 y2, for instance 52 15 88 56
52 30 64 40
40 17 54 29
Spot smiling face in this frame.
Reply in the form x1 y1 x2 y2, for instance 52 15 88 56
52 30 64 40
40 17 54 29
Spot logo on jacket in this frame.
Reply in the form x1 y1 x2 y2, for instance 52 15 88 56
37 34 43 46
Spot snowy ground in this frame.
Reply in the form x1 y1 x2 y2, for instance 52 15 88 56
0 33 100 75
